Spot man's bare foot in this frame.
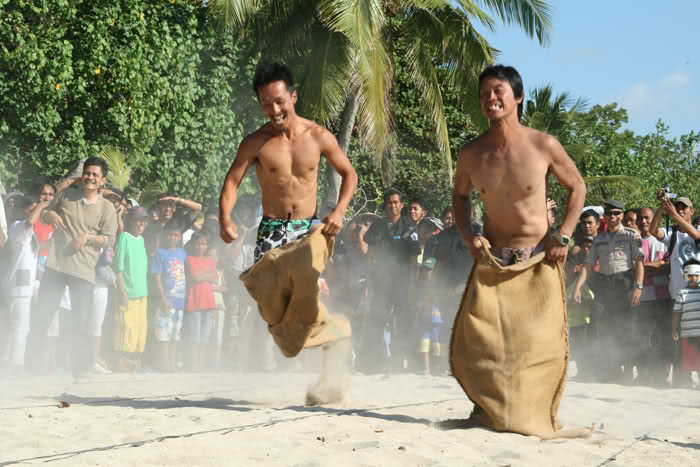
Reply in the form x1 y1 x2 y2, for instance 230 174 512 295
304 338 351 406
305 383 344 406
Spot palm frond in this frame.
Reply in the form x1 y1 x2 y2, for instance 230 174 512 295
584 175 643 205
322 0 394 160
402 7 452 177
583 175 642 187
295 26 352 125
474 0 553 46
452 0 497 31
208 0 263 30
245 0 321 57
440 7 497 131
99 146 131 191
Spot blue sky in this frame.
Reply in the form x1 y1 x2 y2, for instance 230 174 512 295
479 1 699 139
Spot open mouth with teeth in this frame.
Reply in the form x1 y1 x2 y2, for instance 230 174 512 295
272 114 286 125
487 103 503 112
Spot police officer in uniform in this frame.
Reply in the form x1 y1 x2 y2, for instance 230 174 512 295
583 200 644 381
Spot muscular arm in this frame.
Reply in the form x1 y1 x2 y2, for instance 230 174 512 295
55 176 79 194
547 136 586 238
177 197 202 214
648 205 666 241
665 202 700 240
219 135 258 242
319 129 358 231
452 147 474 246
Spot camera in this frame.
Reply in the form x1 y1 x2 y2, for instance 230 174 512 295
663 185 678 200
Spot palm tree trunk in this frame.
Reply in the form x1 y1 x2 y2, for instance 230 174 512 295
322 91 359 217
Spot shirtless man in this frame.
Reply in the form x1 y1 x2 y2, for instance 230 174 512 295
219 63 357 251
453 65 586 264
219 63 357 404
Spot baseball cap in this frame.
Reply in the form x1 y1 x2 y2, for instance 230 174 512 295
675 197 693 208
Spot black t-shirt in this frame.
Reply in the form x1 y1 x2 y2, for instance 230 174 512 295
433 224 481 288
364 215 421 269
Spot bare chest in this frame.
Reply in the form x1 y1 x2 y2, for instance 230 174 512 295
470 146 549 200
257 135 321 177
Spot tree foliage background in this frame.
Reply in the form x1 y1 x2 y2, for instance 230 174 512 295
0 0 262 203
0 0 698 221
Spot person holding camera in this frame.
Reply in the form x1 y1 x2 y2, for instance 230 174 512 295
581 199 644 382
648 189 700 386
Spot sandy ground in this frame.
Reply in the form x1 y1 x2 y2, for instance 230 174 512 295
1 368 699 467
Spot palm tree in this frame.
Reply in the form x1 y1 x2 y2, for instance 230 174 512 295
209 0 553 210
520 86 641 210
521 84 589 161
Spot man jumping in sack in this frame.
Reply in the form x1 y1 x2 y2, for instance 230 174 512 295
219 63 357 405
451 65 588 438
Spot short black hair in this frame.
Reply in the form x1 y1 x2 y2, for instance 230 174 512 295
382 187 402 204
252 62 295 98
441 206 454 219
479 65 524 121
624 208 639 216
580 209 600 222
83 156 108 177
409 198 425 210
31 181 56 197
683 258 700 269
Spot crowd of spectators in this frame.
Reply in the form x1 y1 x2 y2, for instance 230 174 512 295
0 160 698 387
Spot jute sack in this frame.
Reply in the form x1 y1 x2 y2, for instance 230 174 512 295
239 225 351 358
450 248 588 438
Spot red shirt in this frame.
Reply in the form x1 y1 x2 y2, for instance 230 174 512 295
33 221 53 257
185 255 217 312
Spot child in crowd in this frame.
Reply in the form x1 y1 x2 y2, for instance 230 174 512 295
208 246 228 371
672 258 700 388
114 206 149 371
416 217 444 376
151 226 186 371
1 196 46 372
185 233 217 371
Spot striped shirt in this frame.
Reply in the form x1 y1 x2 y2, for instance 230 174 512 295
673 287 700 338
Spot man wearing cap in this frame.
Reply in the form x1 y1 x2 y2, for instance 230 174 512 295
31 156 118 376
648 191 700 385
581 199 644 382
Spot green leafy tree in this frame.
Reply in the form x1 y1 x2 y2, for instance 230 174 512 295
209 0 553 212
0 0 262 203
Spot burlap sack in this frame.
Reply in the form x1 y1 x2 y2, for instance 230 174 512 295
239 225 351 358
450 247 580 438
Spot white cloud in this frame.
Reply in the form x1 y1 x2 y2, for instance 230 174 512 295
618 71 693 117
661 71 692 88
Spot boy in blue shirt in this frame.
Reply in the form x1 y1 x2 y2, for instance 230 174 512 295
151 226 187 371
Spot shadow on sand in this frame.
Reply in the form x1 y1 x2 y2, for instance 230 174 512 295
47 393 255 412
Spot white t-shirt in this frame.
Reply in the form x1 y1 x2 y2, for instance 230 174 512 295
661 225 700 300
7 220 39 297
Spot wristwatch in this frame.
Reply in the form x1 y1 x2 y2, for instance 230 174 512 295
551 230 571 246
635 284 643 290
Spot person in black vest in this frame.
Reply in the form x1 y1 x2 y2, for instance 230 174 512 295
364 188 420 374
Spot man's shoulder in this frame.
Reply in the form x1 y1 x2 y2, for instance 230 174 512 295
240 127 272 155
458 133 488 157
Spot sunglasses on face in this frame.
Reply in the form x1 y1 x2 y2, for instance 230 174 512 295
604 210 623 216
